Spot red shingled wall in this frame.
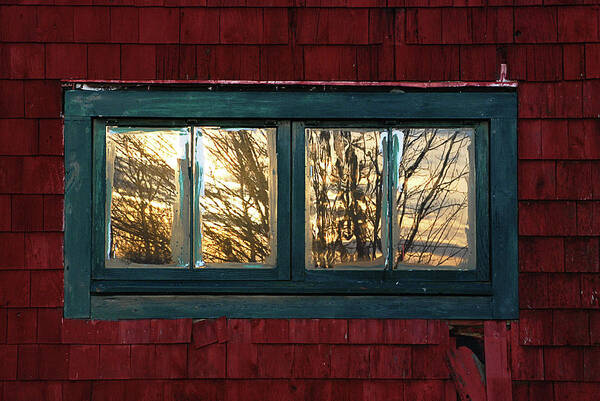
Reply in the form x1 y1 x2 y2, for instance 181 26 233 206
0 1 599 400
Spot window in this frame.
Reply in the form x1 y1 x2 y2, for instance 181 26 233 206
64 88 517 319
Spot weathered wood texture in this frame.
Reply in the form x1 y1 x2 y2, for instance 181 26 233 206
484 321 512 401
0 1 597 400
90 295 494 320
63 118 92 318
65 90 517 119
446 346 487 401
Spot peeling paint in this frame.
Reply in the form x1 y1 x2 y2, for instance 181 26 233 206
391 129 404 188
499 64 509 82
378 130 388 154
65 160 81 193
194 128 206 268
194 130 206 198
64 79 518 91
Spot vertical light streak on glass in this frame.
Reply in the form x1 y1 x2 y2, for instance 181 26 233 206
466 131 478 268
105 127 191 268
105 139 116 260
389 129 402 271
193 128 205 267
380 131 389 270
305 128 385 269
392 129 405 189
266 130 278 266
194 127 277 267
393 127 476 270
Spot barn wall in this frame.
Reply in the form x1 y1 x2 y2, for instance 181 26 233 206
0 1 599 400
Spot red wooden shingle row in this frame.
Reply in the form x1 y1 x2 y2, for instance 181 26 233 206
0 379 461 401
3 45 600 84
519 201 600 237
0 6 288 44
0 233 63 268
518 309 600 346
0 314 459 387
0 80 61 117
0 273 62 309
510 321 600 387
513 346 600 382
519 120 600 160
0 315 450 345
519 237 600 272
0 6 598 46
1 0 599 7
519 161 600 200
0 343 453 381
520 272 600 309
515 381 600 401
193 317 448 345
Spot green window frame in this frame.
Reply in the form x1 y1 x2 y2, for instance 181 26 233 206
64 88 517 320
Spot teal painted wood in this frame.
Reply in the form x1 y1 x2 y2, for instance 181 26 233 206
385 125 394 271
291 122 306 282
91 279 493 295
475 122 490 281
92 120 107 279
91 294 494 319
65 91 517 120
275 121 292 280
64 118 93 318
385 269 480 281
303 268 480 283
63 89 518 320
94 265 281 281
490 118 519 319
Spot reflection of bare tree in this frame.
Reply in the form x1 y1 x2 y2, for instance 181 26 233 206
199 129 274 264
306 127 473 269
306 130 383 268
108 132 181 265
394 129 473 268
106 126 472 270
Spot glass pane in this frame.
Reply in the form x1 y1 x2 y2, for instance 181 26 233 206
105 127 191 268
194 127 277 267
392 128 476 270
305 128 386 269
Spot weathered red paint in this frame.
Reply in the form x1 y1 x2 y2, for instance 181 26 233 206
445 346 487 401
484 322 512 401
64 78 519 88
0 2 598 400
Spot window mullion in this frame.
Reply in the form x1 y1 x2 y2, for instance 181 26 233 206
189 125 195 271
385 126 394 273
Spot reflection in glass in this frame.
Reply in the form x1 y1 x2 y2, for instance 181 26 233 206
194 127 277 267
392 128 476 270
305 128 385 269
105 127 191 267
